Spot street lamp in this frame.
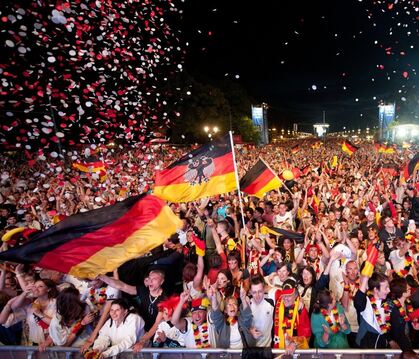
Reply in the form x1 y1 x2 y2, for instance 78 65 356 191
203 125 219 140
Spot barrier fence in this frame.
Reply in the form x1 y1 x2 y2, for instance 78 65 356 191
0 346 416 359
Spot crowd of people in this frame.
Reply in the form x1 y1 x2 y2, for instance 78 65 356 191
0 138 418 358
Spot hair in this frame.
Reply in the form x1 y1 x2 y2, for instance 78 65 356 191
57 287 85 327
313 289 333 313
217 220 229 232
277 261 292 275
109 298 133 327
168 233 180 245
255 207 264 215
223 295 238 314
368 272 388 291
217 269 235 297
274 246 286 261
281 238 295 262
298 266 317 288
389 277 408 300
208 253 222 268
148 269 165 280
227 250 241 267
157 295 183 313
250 275 265 288
244 207 254 215
182 262 197 282
37 279 59 299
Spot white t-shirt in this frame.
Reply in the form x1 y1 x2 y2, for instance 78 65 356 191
229 322 243 349
273 212 294 230
153 320 184 346
7 299 56 344
93 313 145 358
250 298 274 347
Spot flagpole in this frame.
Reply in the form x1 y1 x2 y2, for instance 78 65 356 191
229 131 247 268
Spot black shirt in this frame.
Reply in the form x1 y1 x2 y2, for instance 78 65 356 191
135 286 166 331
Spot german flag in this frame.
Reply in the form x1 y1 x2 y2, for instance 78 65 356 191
311 141 322 149
376 143 395 154
73 157 106 173
260 226 304 243
341 140 358 156
401 153 419 183
291 145 300 155
361 242 380 278
381 164 399 177
153 135 236 203
301 165 311 176
240 158 282 198
0 194 182 279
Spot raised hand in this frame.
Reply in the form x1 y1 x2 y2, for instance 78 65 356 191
322 324 330 343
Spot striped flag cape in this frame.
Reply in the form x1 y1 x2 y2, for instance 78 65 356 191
240 158 282 198
0 194 182 279
341 140 359 156
153 134 237 203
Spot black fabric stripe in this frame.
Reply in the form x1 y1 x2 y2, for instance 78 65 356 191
167 134 231 169
0 194 145 264
239 159 267 189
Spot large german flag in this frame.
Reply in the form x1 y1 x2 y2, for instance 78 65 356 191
153 135 236 203
0 195 182 279
240 158 282 198
341 140 359 156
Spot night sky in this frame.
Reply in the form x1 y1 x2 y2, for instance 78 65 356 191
0 1 417 151
181 0 419 132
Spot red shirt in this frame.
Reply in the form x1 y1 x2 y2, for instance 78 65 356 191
207 252 228 284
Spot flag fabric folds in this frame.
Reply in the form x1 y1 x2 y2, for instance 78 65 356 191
72 158 106 173
260 225 304 243
240 159 282 198
361 242 380 278
375 142 395 154
401 153 419 183
153 135 237 203
291 145 300 155
73 157 107 182
341 140 359 156
0 194 182 279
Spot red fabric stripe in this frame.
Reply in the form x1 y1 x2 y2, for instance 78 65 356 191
155 152 234 186
242 168 276 194
37 195 164 273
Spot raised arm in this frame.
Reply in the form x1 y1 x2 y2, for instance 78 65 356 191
97 275 136 295
171 291 189 332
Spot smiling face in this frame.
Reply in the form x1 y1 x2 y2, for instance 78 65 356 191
110 303 127 324
216 272 229 289
277 265 290 282
32 280 49 298
191 309 206 326
374 280 390 300
302 268 313 286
